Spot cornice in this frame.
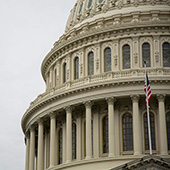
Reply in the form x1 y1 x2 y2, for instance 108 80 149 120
21 74 170 133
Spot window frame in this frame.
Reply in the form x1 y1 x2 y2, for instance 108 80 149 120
142 42 151 67
162 42 170 67
63 62 67 83
166 112 170 151
104 47 112 72
74 57 79 80
143 112 157 152
122 112 133 153
102 115 109 154
58 128 63 165
122 44 131 69
88 51 94 76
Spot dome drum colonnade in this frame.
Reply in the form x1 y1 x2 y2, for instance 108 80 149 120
22 0 170 170
24 93 170 170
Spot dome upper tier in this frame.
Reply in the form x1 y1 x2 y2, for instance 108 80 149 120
65 0 170 33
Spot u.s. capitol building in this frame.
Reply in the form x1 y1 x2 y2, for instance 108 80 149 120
22 0 170 170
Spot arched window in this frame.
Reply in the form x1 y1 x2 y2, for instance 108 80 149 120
142 43 151 67
163 42 170 67
63 63 67 83
122 113 133 151
58 128 62 164
103 115 108 153
166 112 170 150
144 112 156 150
88 52 94 76
79 2 83 14
88 0 92 8
74 57 79 80
104 47 111 72
72 123 76 160
123 44 131 69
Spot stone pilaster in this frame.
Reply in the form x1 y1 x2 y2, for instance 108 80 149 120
93 106 100 158
106 97 115 157
77 114 82 161
84 101 93 159
65 106 72 162
50 113 56 167
37 119 44 170
131 95 142 155
157 94 168 155
29 126 35 170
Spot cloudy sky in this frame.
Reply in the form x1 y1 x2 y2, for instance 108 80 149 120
0 0 76 169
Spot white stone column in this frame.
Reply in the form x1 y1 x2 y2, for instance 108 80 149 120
29 127 35 170
25 134 30 170
93 107 100 158
106 97 115 157
77 115 82 161
85 101 93 159
157 94 168 155
50 113 56 167
62 122 66 163
131 95 142 155
66 106 72 163
37 120 44 170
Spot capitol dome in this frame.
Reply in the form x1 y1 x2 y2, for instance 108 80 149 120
22 1 170 170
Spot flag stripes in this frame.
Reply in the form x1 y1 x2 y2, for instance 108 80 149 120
144 72 152 103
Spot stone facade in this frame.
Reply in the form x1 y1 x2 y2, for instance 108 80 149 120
22 0 170 170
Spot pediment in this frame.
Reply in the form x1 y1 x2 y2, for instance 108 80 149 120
110 156 170 170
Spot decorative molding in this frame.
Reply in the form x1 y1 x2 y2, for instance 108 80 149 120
157 94 166 102
131 94 140 103
65 105 73 113
84 101 94 108
106 97 115 105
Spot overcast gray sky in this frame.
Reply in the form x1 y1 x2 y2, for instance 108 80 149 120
0 0 76 169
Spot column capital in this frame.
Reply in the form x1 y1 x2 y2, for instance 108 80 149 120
105 97 115 105
131 94 139 102
25 131 30 138
38 118 44 125
84 101 94 108
49 112 56 119
65 105 73 113
29 124 36 132
157 94 166 102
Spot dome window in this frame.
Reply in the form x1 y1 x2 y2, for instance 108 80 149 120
122 44 131 69
88 52 94 76
144 112 156 151
58 128 63 164
142 43 151 67
74 57 79 80
122 113 133 151
104 47 111 72
63 63 67 83
103 115 108 153
166 112 170 150
79 2 83 14
163 42 170 67
88 0 92 8
72 123 77 160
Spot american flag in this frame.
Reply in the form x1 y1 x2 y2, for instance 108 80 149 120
144 72 152 103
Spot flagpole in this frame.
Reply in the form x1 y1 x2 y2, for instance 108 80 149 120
144 61 152 155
